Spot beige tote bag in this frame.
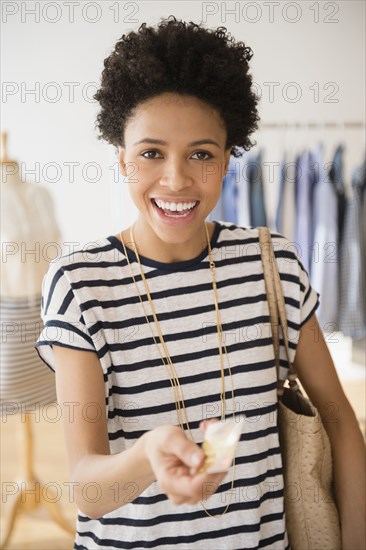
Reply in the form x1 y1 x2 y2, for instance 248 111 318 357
258 226 342 550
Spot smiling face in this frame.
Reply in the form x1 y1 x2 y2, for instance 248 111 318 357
118 92 231 262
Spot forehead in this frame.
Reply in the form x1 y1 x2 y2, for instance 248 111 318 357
125 93 226 143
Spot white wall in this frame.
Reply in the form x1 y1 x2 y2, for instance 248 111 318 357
2 1 365 248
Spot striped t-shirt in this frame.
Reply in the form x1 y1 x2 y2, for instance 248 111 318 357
35 221 320 550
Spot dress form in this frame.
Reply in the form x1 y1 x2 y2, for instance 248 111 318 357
0 132 75 548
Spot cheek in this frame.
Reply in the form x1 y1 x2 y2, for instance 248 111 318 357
205 176 223 199
202 158 226 180
127 179 152 207
136 163 156 189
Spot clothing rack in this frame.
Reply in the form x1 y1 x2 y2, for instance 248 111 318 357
258 121 365 129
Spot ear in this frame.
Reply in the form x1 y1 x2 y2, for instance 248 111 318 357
118 147 127 177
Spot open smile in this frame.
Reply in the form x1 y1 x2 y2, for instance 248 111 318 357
150 198 200 225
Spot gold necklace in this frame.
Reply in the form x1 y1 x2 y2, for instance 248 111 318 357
119 220 237 517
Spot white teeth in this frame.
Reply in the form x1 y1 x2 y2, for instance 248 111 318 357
154 199 197 211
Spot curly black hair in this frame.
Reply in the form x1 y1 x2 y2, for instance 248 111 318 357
93 15 260 158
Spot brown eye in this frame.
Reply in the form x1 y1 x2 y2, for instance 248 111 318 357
192 151 213 161
141 150 162 159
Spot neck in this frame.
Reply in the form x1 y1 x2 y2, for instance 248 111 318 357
122 218 215 264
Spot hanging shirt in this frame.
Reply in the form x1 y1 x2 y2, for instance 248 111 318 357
236 153 251 227
294 150 314 274
275 154 296 242
338 159 366 339
248 151 267 227
207 155 238 224
222 157 239 224
34 221 319 550
310 143 339 331
275 158 286 233
307 147 319 251
329 144 347 246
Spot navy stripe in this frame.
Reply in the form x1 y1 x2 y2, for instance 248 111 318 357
97 337 296 373
104 355 289 377
300 296 320 328
44 268 64 315
84 309 300 351
101 335 296 359
108 360 275 395
86 306 301 337
57 259 126 272
128 467 284 507
236 445 281 465
107 423 279 443
108 388 277 419
72 254 304 290
57 289 74 315
35 340 96 355
57 240 118 261
41 320 95 348
76 516 286 549
78 500 284 528
77 275 298 312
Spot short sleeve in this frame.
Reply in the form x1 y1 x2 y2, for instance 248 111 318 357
297 256 320 328
270 231 320 372
34 258 96 373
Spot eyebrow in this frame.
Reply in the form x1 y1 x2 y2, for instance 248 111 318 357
132 138 222 148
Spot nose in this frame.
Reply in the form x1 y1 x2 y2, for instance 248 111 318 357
159 156 193 192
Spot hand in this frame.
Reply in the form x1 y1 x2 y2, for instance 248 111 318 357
144 421 229 506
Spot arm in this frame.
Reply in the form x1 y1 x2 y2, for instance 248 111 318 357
53 345 228 519
293 313 366 550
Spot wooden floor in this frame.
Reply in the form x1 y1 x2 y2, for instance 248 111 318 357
1 381 365 549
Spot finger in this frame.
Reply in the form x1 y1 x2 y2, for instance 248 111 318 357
209 471 230 488
163 432 205 471
159 467 223 502
166 469 228 505
199 418 218 433
159 468 205 501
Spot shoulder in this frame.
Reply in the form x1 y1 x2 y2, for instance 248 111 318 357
42 235 118 299
216 222 298 260
215 222 312 294
47 236 117 274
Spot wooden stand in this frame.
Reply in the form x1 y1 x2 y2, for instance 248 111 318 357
0 413 75 548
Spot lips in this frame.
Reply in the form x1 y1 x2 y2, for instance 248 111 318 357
151 197 199 207
153 198 197 209
150 197 199 225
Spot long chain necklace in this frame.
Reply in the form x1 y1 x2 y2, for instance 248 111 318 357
119 220 237 517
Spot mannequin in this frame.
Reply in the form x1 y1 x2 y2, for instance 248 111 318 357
0 132 74 547
1 135 63 300
0 132 59 405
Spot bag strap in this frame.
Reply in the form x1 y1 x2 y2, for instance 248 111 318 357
258 227 301 395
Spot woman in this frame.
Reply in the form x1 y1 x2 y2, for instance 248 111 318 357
35 16 365 550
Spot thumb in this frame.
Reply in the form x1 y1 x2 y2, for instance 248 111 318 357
169 432 205 469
